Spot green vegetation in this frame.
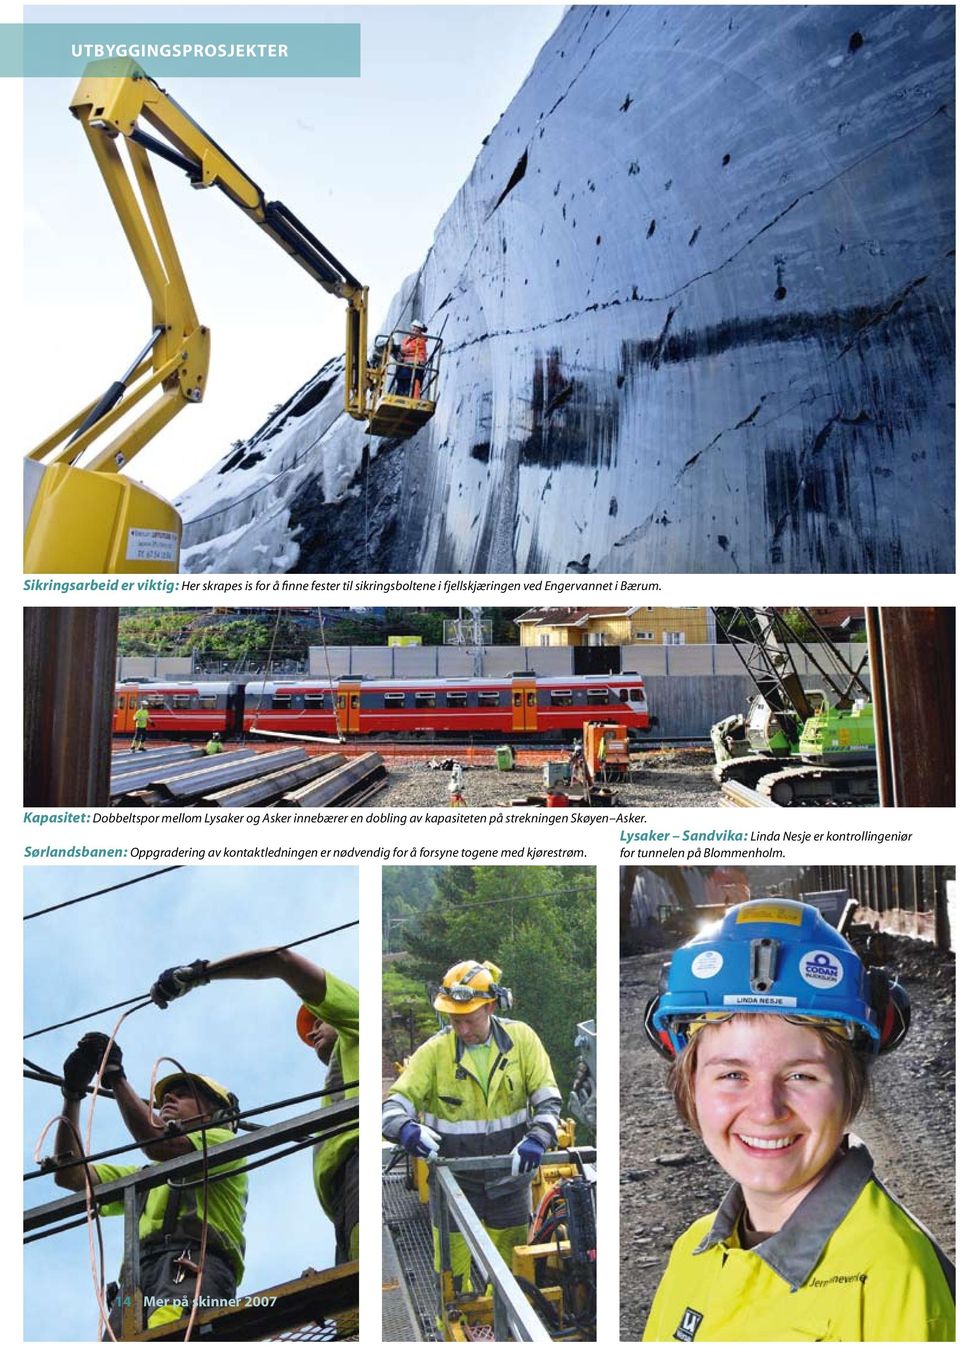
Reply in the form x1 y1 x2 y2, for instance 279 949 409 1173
117 608 526 660
382 962 440 1070
117 610 310 661
381 866 596 1100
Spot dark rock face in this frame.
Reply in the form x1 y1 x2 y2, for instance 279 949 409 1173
180 6 955 574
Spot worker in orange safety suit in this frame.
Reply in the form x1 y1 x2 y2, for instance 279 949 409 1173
395 320 429 399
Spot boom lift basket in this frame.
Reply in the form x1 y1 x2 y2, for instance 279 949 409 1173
366 327 442 438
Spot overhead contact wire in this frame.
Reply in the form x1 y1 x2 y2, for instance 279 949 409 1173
24 867 183 921
25 1079 359 1179
23 919 359 1040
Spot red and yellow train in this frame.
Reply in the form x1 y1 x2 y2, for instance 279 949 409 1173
114 673 652 740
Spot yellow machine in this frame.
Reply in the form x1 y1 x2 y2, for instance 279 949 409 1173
393 1121 596 1340
25 58 442 574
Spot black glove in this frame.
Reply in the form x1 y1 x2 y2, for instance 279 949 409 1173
61 1033 124 1099
61 1037 100 1100
80 1032 125 1085
150 959 210 1009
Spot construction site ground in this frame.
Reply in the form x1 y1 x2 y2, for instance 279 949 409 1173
357 746 719 809
619 935 957 1339
116 741 720 808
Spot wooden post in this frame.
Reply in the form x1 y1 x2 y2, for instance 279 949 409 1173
24 607 118 806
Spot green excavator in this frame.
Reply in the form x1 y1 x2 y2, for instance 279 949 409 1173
710 608 878 806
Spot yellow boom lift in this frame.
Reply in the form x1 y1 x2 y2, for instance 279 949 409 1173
24 59 441 574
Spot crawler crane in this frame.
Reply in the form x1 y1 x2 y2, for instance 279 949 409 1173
710 607 878 805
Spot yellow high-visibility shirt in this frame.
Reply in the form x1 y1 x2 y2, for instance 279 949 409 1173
96 1128 247 1279
642 1142 954 1342
303 970 359 1218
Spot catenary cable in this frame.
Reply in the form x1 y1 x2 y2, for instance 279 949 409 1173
24 919 359 1040
25 1079 358 1180
24 868 182 921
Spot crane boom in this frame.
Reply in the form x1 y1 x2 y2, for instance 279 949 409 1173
24 58 440 574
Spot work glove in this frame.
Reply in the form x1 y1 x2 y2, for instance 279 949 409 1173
62 1033 124 1099
61 1036 102 1100
398 1120 441 1163
510 1132 547 1176
81 1032 126 1086
150 959 210 1008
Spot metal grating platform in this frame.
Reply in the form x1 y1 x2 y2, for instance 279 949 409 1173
383 1224 423 1341
383 1167 441 1340
272 1315 357 1341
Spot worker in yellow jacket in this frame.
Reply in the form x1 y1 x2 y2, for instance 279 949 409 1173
640 899 954 1342
382 960 561 1291
131 703 150 751
53 1038 246 1336
151 947 359 1263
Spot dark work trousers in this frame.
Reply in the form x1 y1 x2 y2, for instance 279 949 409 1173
327 1145 360 1263
105 1242 237 1338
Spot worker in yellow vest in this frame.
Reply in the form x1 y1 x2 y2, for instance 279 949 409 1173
53 1036 246 1335
151 948 359 1263
382 960 561 1292
640 900 952 1342
131 703 150 751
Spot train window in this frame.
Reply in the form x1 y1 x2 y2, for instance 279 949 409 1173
144 695 166 708
479 691 501 706
446 692 468 707
384 693 406 707
172 695 194 709
198 696 218 709
550 690 573 706
272 695 292 709
304 694 326 708
414 692 436 708
527 692 537 706
621 687 644 702
587 689 609 704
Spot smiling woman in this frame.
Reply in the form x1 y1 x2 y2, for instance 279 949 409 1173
640 899 955 1343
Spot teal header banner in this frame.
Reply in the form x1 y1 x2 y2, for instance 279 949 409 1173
1 24 360 76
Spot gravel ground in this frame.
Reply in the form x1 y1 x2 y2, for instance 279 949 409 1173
619 934 956 1339
359 748 721 808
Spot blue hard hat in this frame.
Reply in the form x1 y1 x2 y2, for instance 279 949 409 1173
646 899 907 1058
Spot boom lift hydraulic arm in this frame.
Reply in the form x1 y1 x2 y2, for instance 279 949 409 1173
24 59 440 574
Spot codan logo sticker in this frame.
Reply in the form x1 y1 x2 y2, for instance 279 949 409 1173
691 951 723 979
799 950 844 988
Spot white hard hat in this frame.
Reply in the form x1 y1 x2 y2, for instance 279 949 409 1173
411 319 427 332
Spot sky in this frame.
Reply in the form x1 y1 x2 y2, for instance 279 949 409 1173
23 4 564 500
23 864 359 1341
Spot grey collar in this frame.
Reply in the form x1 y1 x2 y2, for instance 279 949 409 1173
694 1139 875 1290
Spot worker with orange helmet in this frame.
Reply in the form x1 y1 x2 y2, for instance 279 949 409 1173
150 948 359 1263
395 319 429 399
381 959 561 1293
53 1036 246 1335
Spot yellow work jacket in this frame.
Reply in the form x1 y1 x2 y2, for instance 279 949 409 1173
303 971 359 1219
382 1016 561 1161
643 1142 955 1342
